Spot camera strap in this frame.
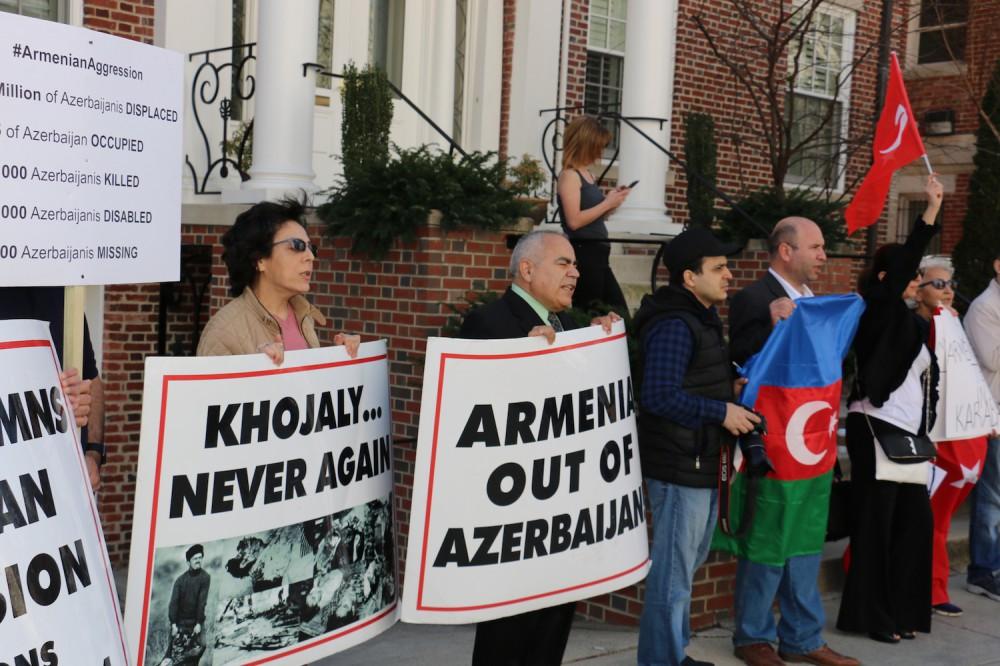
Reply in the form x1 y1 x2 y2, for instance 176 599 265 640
717 437 759 538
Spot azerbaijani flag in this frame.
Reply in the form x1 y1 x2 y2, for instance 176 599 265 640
713 294 865 565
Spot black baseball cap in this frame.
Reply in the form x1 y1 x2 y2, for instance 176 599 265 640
662 226 742 279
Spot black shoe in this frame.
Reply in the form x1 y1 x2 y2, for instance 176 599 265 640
899 631 916 640
868 631 900 644
682 657 715 666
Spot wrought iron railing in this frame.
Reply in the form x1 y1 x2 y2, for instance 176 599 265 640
186 43 257 195
304 64 468 158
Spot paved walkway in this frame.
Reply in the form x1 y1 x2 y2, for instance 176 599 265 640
327 573 1000 665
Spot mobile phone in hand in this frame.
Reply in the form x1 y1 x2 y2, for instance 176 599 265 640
627 180 639 188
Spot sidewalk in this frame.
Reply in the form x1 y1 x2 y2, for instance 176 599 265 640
328 573 1000 665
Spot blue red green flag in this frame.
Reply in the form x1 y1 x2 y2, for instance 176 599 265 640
713 294 865 565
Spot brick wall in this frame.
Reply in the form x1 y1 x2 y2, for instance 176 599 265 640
83 0 154 43
904 0 1000 258
498 0 516 157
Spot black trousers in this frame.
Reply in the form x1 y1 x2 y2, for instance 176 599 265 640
836 413 933 635
570 241 626 313
471 602 576 666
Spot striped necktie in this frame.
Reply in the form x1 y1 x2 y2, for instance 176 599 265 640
547 312 564 332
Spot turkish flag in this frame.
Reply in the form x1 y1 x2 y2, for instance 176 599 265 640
752 382 842 481
844 52 926 235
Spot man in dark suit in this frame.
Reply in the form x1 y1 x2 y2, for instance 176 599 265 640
460 229 615 666
727 219 856 666
728 218 824 367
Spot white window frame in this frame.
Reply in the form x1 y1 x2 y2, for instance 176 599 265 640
0 0 77 23
785 2 855 193
904 0 968 77
585 0 627 155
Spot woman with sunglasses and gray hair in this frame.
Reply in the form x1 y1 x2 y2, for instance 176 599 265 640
913 254 988 619
198 197 359 362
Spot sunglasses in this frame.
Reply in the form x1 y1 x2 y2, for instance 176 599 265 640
272 238 319 256
919 278 957 289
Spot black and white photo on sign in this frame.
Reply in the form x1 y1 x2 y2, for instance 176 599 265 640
143 495 396 665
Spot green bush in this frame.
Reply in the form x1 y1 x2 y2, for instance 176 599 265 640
718 187 847 246
318 145 530 259
340 63 394 185
684 113 718 227
953 58 1000 301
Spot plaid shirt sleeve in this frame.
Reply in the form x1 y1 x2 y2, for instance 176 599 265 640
641 317 728 430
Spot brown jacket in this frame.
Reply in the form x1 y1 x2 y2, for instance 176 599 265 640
197 288 326 356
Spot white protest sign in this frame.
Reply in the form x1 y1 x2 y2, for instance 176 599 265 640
124 342 398 665
0 319 127 664
932 310 1000 440
402 322 649 624
0 12 182 285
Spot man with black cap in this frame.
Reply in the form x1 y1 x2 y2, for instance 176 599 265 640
162 544 211 666
635 226 760 666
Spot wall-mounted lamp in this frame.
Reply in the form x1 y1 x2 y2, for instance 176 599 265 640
922 109 955 136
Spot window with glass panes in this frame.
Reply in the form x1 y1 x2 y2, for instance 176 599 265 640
915 0 967 64
585 0 626 151
786 7 853 189
0 0 63 21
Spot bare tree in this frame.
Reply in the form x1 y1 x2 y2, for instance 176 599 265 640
687 0 887 202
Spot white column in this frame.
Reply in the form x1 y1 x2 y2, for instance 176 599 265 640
225 0 319 202
397 0 456 149
609 0 682 235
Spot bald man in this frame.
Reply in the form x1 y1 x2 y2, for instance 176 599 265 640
729 217 827 366
726 219 856 666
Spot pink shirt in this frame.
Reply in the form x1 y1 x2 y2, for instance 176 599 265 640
279 308 309 351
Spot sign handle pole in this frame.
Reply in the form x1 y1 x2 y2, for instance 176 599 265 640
922 154 934 175
63 286 87 445
62 285 86 373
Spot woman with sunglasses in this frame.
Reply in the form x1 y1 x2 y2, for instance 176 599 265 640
836 174 943 644
198 198 359 363
914 255 988 620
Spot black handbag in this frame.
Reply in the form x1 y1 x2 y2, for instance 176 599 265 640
825 460 851 542
865 415 936 463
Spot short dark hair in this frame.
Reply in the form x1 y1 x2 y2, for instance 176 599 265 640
222 198 307 296
669 256 706 283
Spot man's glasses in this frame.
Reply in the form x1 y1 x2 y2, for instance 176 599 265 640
919 278 957 289
272 238 319 256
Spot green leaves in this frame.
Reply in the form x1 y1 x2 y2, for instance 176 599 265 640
718 186 847 246
318 146 531 259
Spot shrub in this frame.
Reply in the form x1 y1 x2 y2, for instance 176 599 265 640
953 58 1000 302
318 146 530 259
340 63 394 185
718 187 847 246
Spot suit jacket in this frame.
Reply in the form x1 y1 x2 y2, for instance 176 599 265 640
460 287 578 340
728 270 790 366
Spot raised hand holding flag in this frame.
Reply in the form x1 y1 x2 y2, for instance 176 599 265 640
845 52 928 235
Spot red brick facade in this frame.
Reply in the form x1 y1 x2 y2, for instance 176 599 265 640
83 0 154 43
904 0 1000 255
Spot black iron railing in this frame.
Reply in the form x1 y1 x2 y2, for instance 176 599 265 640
186 43 257 195
304 64 468 158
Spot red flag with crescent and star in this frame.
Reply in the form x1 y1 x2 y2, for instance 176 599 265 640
845 52 927 235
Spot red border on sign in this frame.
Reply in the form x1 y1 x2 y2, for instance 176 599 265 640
1 337 130 662
415 332 649 612
135 352 391 665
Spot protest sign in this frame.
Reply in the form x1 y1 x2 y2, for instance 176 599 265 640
402 322 649 624
0 12 182 285
931 310 1000 440
0 319 127 664
124 342 398 665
